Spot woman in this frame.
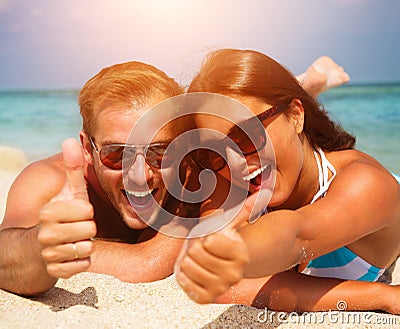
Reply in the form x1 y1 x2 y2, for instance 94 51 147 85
175 48 400 313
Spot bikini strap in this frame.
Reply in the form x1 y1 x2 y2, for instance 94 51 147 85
310 148 337 204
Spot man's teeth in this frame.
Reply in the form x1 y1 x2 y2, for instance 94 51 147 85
126 189 154 197
242 165 269 181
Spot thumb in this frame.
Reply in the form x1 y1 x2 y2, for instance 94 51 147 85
225 188 269 230
174 237 189 276
62 138 89 201
187 189 269 239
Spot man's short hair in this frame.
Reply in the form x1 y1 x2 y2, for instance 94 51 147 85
78 61 184 135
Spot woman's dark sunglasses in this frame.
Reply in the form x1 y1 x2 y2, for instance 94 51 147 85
89 136 171 170
193 104 287 172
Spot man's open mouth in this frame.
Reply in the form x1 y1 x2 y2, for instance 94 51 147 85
124 188 158 207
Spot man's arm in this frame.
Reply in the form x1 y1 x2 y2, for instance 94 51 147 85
89 231 183 282
0 225 57 295
0 141 95 296
0 159 64 296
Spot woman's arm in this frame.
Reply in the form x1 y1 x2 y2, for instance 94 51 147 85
176 159 400 304
242 160 400 277
217 271 399 314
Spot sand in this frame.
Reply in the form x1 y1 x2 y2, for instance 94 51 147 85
0 145 29 223
1 270 399 329
1 146 399 328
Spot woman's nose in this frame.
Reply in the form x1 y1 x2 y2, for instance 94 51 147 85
225 147 248 174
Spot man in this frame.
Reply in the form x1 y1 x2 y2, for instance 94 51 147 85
0 61 186 296
0 56 349 297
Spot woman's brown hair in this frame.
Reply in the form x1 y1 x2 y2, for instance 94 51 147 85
188 49 355 151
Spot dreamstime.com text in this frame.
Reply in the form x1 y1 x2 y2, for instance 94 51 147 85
257 301 398 326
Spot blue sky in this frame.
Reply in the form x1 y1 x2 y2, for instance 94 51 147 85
0 0 399 89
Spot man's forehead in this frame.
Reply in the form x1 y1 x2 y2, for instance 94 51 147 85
100 91 171 111
97 93 171 119
133 114 195 145
98 107 191 145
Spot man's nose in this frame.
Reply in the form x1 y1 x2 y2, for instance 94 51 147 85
127 152 151 186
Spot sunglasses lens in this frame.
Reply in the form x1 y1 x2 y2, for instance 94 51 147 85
146 145 169 169
100 145 125 170
228 119 266 155
194 148 226 171
98 144 171 170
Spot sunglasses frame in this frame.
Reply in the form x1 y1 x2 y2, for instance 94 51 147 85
194 103 288 172
88 136 170 170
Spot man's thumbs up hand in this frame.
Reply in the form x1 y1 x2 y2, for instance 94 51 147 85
38 139 96 279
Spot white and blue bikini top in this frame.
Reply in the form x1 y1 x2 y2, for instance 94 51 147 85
304 148 385 281
310 148 337 204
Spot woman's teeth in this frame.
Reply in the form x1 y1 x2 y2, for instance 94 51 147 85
242 164 269 182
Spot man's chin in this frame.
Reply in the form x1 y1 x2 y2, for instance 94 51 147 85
120 190 165 230
123 203 165 230
122 215 150 230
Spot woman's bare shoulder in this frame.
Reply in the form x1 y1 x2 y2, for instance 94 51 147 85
331 149 393 174
329 149 398 195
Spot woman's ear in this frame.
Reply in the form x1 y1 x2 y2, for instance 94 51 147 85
288 99 305 134
80 131 95 165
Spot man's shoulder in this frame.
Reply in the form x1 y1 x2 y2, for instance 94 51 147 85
21 153 66 181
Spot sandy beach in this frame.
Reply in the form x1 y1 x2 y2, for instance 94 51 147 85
0 145 28 222
1 146 399 328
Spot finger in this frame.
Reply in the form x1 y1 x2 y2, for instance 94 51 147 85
176 271 216 304
46 258 91 279
179 254 231 297
39 199 94 224
183 242 245 287
225 190 260 231
38 220 97 246
174 238 189 275
202 232 248 262
41 240 94 263
185 239 228 272
180 254 217 288
62 138 88 201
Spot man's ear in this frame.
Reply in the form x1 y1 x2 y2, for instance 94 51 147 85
288 99 305 134
80 131 94 165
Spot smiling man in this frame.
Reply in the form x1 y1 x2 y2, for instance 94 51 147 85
0 61 187 296
0 56 350 297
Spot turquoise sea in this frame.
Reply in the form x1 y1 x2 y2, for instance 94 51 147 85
0 85 399 174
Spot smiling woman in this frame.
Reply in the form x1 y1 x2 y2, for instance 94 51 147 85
175 48 400 313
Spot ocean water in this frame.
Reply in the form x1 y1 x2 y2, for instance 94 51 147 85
0 85 399 174
318 84 400 174
0 90 81 161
